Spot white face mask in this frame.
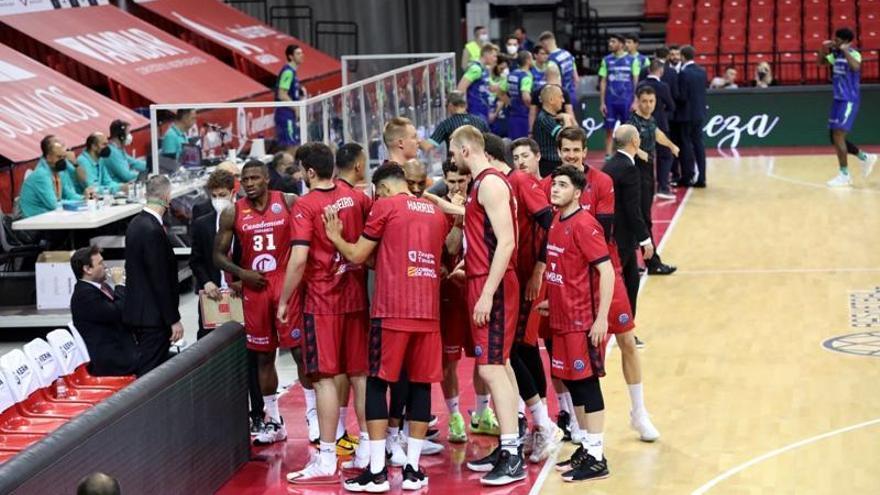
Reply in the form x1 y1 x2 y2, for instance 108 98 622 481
211 197 232 214
501 69 510 79
479 33 490 43
124 133 133 146
506 44 518 55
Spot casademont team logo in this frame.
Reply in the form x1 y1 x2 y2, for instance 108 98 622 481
251 254 277 272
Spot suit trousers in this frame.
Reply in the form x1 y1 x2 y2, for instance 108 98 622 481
132 326 172 376
638 159 664 269
656 144 674 192
680 120 707 185
617 245 641 318
669 121 683 181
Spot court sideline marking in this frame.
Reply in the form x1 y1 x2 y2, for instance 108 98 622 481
691 417 880 494
675 267 880 275
766 157 880 194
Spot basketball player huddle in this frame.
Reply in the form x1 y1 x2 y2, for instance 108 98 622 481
213 118 660 491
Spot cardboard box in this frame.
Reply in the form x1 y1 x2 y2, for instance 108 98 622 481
199 290 244 329
35 251 76 310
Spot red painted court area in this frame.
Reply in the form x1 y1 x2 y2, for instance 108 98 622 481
218 185 688 494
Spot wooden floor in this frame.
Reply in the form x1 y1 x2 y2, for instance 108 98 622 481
542 153 880 494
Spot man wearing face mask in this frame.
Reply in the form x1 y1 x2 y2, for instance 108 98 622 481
19 135 83 218
462 25 490 70
104 120 146 184
123 175 184 375
72 132 125 195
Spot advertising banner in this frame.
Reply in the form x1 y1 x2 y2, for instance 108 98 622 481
1 5 269 105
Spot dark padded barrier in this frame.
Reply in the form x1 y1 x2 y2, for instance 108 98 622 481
0 322 249 495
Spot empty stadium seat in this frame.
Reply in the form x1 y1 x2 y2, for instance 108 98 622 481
667 19 693 44
47 327 135 390
695 21 720 39
863 49 880 79
0 374 66 436
23 339 115 404
0 350 91 420
777 52 804 82
645 0 670 18
0 432 44 452
721 32 747 53
670 0 696 12
863 27 880 49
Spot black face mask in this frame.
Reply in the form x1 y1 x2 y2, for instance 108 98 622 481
99 146 112 158
53 158 67 172
285 166 296 176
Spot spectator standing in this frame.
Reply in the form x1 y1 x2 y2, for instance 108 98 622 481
638 60 677 199
457 44 499 124
19 135 82 218
628 85 679 275
599 34 641 157
274 44 305 150
161 109 196 161
676 45 708 187
539 31 579 105
69 246 139 377
462 25 489 70
123 175 184 375
514 26 534 52
104 120 146 184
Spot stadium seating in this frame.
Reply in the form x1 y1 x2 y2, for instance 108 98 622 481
660 0 878 83
0 350 92 419
49 327 136 390
23 339 116 404
0 373 66 436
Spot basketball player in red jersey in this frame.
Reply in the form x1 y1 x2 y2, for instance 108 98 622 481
554 128 660 443
214 160 300 446
278 144 370 484
536 165 614 483
325 163 452 492
482 133 563 463
450 125 525 486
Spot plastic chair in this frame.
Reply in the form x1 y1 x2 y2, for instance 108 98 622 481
0 350 91 419
0 374 66 435
47 327 135 390
23 339 115 404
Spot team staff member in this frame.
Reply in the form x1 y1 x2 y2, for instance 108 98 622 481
629 85 679 276
420 91 489 154
532 85 576 177
528 64 575 132
279 144 370 485
215 161 300 446
275 44 305 149
122 175 183 375
503 51 534 139
327 163 451 492
104 120 146 184
448 126 524 486
20 135 84 218
161 109 196 161
462 25 489 70
599 35 640 157
537 165 613 483
638 59 677 199
72 133 123 195
457 44 499 124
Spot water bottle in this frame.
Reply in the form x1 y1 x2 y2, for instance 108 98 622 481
55 378 68 399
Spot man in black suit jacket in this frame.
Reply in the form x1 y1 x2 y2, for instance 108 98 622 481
601 125 655 317
123 175 183 375
676 45 708 187
69 246 139 376
639 59 677 198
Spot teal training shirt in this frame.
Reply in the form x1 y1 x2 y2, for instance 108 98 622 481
20 158 82 218
161 124 187 160
74 151 121 194
102 143 145 183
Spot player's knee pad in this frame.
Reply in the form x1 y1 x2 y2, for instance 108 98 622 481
518 344 547 398
511 352 538 401
365 377 389 421
583 377 605 413
562 378 588 407
405 382 432 423
389 374 410 419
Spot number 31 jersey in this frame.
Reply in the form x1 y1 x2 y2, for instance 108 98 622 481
234 190 292 274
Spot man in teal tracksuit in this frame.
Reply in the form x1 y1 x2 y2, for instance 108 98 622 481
71 132 125 195
20 136 83 218
104 119 147 183
161 110 195 161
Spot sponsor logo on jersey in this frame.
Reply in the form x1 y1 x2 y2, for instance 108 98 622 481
618 313 630 324
241 218 286 232
407 266 437 278
271 203 282 214
407 250 436 265
474 345 483 357
251 253 277 272
573 359 586 371
545 271 563 285
546 243 565 256
551 357 564 369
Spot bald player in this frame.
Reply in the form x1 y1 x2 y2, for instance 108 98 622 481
403 159 429 198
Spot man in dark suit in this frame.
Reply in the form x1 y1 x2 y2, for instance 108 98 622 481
268 151 304 195
676 45 708 187
69 246 139 377
123 175 183 375
639 59 677 199
601 124 655 318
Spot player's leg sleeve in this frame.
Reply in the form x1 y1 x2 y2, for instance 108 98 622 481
406 382 432 423
366 376 390 421
389 372 409 420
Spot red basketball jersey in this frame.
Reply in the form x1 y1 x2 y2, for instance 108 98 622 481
544 207 610 333
362 193 450 323
464 168 518 278
506 168 551 284
234 190 292 274
539 165 613 217
291 185 369 314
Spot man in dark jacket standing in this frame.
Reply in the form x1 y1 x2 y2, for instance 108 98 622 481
69 246 139 376
123 175 183 375
639 59 677 199
675 45 708 187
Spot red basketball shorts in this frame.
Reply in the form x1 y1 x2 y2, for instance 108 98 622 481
549 331 608 381
369 319 442 383
466 271 519 366
440 280 473 363
243 272 303 352
302 311 369 377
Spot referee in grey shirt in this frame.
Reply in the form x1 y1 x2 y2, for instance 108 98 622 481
533 84 577 177
420 91 490 153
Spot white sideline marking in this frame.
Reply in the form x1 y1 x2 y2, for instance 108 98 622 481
691 417 880 494
766 157 880 194
528 450 559 495
675 267 880 275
